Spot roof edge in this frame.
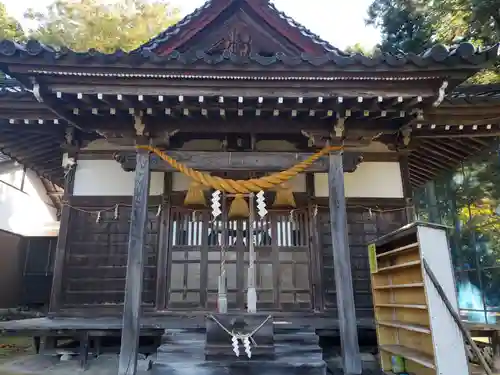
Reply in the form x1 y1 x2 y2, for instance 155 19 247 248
0 40 497 72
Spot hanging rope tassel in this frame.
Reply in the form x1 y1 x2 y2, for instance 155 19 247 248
228 194 249 219
184 181 207 207
273 182 296 208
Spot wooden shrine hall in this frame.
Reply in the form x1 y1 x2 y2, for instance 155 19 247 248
0 0 499 374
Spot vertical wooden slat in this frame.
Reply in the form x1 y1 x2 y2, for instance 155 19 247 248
182 212 189 301
118 146 151 375
307 173 323 311
155 173 172 310
328 152 362 374
271 213 280 309
200 211 209 308
49 160 76 313
236 218 245 309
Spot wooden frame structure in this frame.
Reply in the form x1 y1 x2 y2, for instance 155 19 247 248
0 1 498 374
369 222 468 375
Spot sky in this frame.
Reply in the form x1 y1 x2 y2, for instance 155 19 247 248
3 0 381 50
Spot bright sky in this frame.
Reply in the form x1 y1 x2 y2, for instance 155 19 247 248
3 0 381 50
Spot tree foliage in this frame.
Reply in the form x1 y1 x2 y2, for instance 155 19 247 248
366 0 500 82
0 0 180 53
366 0 435 54
414 150 500 311
0 3 25 42
345 42 375 56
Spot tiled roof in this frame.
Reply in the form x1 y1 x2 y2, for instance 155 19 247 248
137 0 214 52
0 39 497 71
446 84 500 104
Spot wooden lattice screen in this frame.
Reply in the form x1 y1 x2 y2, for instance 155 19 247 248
167 208 311 311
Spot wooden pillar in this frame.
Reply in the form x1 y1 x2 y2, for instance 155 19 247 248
49 141 78 313
306 173 323 311
155 173 172 310
425 180 439 223
399 153 415 224
328 151 362 375
118 145 151 375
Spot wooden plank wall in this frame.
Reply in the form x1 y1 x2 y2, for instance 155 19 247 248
61 196 161 307
319 201 407 317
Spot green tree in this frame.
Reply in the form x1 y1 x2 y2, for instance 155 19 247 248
0 2 25 42
345 42 376 56
24 0 181 53
366 0 500 82
366 0 435 54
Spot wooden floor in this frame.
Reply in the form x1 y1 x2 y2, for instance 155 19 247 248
0 313 376 335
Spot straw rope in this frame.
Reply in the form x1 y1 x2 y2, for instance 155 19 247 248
136 145 342 194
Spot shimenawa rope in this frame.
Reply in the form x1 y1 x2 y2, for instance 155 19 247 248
136 145 342 194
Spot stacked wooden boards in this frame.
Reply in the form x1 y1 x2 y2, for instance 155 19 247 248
368 222 468 375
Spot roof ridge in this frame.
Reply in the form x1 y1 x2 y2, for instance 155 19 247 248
135 0 214 53
135 0 349 55
264 1 348 56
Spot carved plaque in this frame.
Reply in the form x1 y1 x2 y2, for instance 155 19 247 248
207 22 252 56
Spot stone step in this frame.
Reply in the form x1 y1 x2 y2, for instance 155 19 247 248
156 348 205 362
275 344 323 355
157 341 205 351
274 334 319 345
152 359 326 375
152 317 326 375
273 324 315 333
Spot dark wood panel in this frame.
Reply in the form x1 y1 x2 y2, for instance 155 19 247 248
320 204 407 317
61 199 160 307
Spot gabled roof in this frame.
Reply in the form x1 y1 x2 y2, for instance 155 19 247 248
136 0 348 56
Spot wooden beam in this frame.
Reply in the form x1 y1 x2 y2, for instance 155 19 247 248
118 145 151 375
47 81 436 100
114 151 363 173
412 128 500 138
76 117 403 135
328 152 362 374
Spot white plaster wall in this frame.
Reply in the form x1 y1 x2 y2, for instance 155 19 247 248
73 160 164 196
0 168 59 236
314 162 404 198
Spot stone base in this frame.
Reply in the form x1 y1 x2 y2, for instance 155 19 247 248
152 317 327 375
154 359 326 375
